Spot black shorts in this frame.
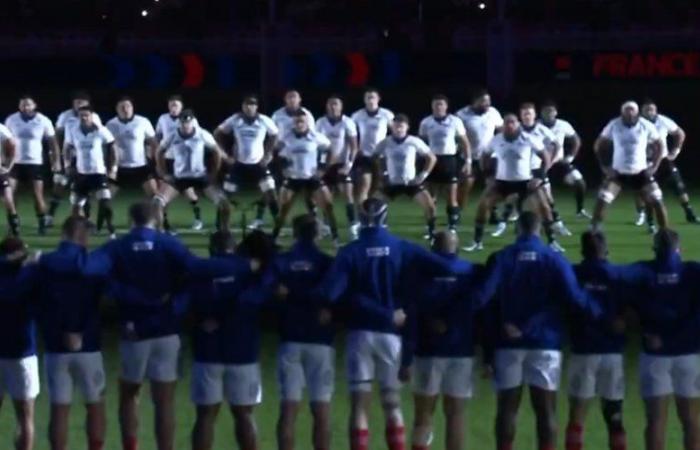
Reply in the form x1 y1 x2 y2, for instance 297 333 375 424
547 161 576 181
72 174 109 198
428 155 459 184
531 168 547 181
654 159 678 181
323 163 352 186
384 184 425 199
610 171 655 190
117 165 156 187
494 180 530 199
0 174 10 189
353 154 375 175
224 162 272 193
11 164 44 183
174 177 208 193
462 157 494 182
282 178 324 193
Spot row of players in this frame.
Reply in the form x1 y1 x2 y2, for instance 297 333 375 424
0 89 691 246
0 200 697 450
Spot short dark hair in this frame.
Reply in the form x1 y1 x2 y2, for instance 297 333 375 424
517 211 541 235
293 214 318 241
432 94 449 103
167 94 183 103
242 94 259 105
540 99 557 109
364 87 380 95
519 102 536 111
77 105 93 113
641 97 656 107
432 230 457 254
237 230 276 268
327 93 343 102
654 228 679 256
62 216 89 239
292 110 308 118
393 113 410 125
71 90 91 102
180 109 196 121
581 230 607 260
117 96 134 105
471 88 489 101
129 201 153 226
209 230 236 255
19 93 35 102
284 89 300 96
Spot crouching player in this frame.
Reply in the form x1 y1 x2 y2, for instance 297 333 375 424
400 231 487 450
28 217 107 450
565 231 627 450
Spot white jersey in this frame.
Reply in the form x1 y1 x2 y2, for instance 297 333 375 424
155 113 200 140
418 114 467 156
5 112 55 165
278 130 330 179
487 132 545 182
271 107 315 137
647 114 680 158
600 117 660 175
521 123 557 170
351 108 394 157
456 106 503 158
315 115 357 163
105 115 156 168
56 109 102 138
375 135 431 185
67 125 115 175
217 113 278 164
540 118 577 152
161 128 218 179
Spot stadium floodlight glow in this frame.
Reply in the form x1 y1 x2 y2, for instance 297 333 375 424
141 9 149 16
478 2 486 9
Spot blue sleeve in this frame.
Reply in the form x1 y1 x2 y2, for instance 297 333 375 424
316 251 350 303
352 293 395 323
475 253 502 308
400 293 418 368
238 282 272 306
82 243 115 277
554 255 602 320
401 241 451 275
164 236 198 272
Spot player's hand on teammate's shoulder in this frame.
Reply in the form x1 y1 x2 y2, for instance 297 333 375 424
318 307 332 326
200 318 220 333
480 363 494 380
429 318 448 335
249 258 261 273
63 332 83 352
644 333 663 351
503 322 523 340
274 284 289 300
611 316 626 334
393 308 407 328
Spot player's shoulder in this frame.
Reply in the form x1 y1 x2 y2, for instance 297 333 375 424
301 107 315 118
351 108 365 121
486 106 502 118
4 112 20 124
656 113 678 128
419 115 433 127
405 135 424 145
271 107 286 118
379 107 394 119
638 117 658 132
197 127 215 140
133 114 152 125
455 106 470 117
258 113 275 125
105 116 120 127
556 118 575 130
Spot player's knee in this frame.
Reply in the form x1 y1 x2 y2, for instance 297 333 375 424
96 188 111 201
380 389 402 420
598 189 616 204
259 176 276 193
152 195 167 208
564 168 584 185
669 169 687 195
602 400 624 432
645 184 663 202
70 192 86 207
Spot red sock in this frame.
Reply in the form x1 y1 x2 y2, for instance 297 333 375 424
351 428 369 450
412 446 429 450
122 436 138 450
610 430 627 450
539 445 556 450
385 423 406 450
565 423 584 450
89 439 104 450
498 442 513 450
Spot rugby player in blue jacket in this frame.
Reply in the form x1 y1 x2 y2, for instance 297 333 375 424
0 237 38 450
84 202 196 450
565 231 627 450
317 198 450 450
26 217 107 450
620 229 700 450
479 211 603 450
260 214 335 450
399 231 487 450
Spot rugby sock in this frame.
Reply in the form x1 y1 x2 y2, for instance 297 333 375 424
539 445 556 450
255 200 265 221
550 203 561 222
412 446 429 450
426 217 436 239
565 423 583 450
122 436 138 450
497 442 513 450
191 201 201 221
48 196 60 216
83 199 92 219
89 439 105 450
163 211 171 231
269 198 280 219
609 430 626 450
385 424 406 450
501 203 515 222
7 213 19 236
346 203 356 224
98 200 115 234
474 222 485 243
37 213 47 234
489 206 500 225
575 181 586 213
544 220 555 243
351 428 369 450
447 206 460 229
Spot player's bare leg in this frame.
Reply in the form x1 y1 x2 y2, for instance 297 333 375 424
381 388 405 450
642 182 668 229
86 401 106 450
3 184 19 235
231 405 258 450
12 399 35 450
664 162 698 223
464 185 502 251
276 401 301 450
48 404 71 450
191 404 221 450
495 387 523 450
644 395 670 450
204 187 230 232
349 391 372 450
95 190 116 237
184 187 202 229
414 190 437 240
565 397 589 450
411 394 438 450
272 188 296 241
675 397 700 450
310 401 331 450
602 400 626 450
315 186 339 243
356 173 372 204
591 181 622 231
30 180 48 233
119 381 142 450
151 381 177 450
530 187 564 251
153 184 179 231
458 175 475 209
530 386 558 450
443 396 466 450
341 180 359 236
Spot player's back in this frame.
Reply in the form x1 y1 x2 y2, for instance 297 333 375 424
0 261 36 359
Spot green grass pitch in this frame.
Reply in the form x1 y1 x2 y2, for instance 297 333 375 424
0 187 697 449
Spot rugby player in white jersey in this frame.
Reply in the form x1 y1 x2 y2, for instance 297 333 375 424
0 124 18 235
351 88 394 203
154 109 229 232
214 95 280 230
105 97 158 198
5 94 60 234
539 100 589 218
155 94 202 231
637 99 696 230
51 91 102 223
419 94 471 233
63 106 117 238
376 114 438 240
463 113 561 252
271 111 339 245
271 90 316 137
456 89 503 209
315 95 360 238
591 101 668 230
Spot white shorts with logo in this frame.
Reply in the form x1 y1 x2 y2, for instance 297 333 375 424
413 357 474 398
278 342 335 402
347 331 401 392
494 349 562 391
191 362 262 406
567 353 624 400
639 353 700 398
119 335 180 383
45 352 105 404
0 356 39 400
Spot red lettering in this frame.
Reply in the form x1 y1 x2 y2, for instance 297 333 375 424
627 53 646 77
593 53 628 77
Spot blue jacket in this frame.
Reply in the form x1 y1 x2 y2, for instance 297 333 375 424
0 261 36 358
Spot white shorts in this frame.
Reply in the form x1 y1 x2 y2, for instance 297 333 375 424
494 349 562 391
278 342 335 402
639 353 700 398
45 352 105 404
119 335 180 384
347 331 401 392
191 362 262 406
567 353 624 400
0 356 40 400
413 357 474 399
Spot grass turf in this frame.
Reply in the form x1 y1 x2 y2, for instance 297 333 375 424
0 187 697 449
